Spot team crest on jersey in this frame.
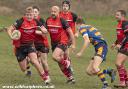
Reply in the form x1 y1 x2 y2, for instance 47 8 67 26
24 29 34 34
50 28 58 33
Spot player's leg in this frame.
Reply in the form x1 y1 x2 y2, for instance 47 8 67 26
92 56 109 89
18 58 27 72
114 52 127 87
52 44 74 83
25 57 31 76
15 47 29 74
63 48 75 84
64 48 74 74
86 60 94 76
52 44 69 67
27 46 51 84
92 43 112 89
35 45 50 77
41 53 49 77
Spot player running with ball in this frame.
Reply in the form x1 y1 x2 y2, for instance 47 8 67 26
7 6 53 87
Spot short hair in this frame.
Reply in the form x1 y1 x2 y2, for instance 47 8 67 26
33 6 40 11
25 6 33 13
62 0 71 9
76 17 85 24
117 10 126 16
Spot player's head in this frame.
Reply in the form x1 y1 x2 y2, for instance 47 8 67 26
33 6 40 19
76 17 85 29
76 17 85 25
62 0 70 11
51 6 60 19
25 6 34 21
115 10 126 21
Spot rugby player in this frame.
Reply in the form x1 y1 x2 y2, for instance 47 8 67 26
7 6 51 85
46 6 76 84
76 17 116 89
33 6 50 80
59 0 78 75
112 10 128 88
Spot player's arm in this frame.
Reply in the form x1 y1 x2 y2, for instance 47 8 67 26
67 27 75 48
77 28 90 57
35 18 47 35
7 18 23 39
7 25 15 39
36 19 48 34
71 12 79 37
61 18 75 49
121 21 128 45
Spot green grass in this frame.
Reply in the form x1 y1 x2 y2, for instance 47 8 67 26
0 16 126 89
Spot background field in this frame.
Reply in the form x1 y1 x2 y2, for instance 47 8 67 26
0 15 126 89
0 0 128 89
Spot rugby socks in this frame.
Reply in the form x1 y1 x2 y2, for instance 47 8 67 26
58 57 72 79
60 59 70 68
44 70 49 77
97 70 108 86
124 69 128 84
40 72 48 81
27 63 31 72
103 69 110 74
58 59 73 80
117 65 126 84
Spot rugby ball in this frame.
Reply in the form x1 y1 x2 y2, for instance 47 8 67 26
11 30 21 40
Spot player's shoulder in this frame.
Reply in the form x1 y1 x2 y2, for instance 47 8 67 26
122 20 128 30
15 17 24 22
46 17 51 22
39 17 45 21
122 20 128 25
14 17 24 26
80 24 91 30
71 12 77 16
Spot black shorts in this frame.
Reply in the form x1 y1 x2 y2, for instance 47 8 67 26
16 45 36 62
51 42 67 52
67 40 72 48
35 44 49 53
118 43 128 56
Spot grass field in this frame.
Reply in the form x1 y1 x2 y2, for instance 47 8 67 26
0 16 126 89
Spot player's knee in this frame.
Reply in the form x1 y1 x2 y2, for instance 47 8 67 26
20 67 26 72
42 60 48 65
86 69 93 76
115 61 122 67
52 53 58 61
52 53 61 62
92 66 99 74
31 59 38 65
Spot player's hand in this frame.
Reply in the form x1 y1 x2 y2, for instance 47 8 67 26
71 44 75 53
74 33 79 38
76 52 82 57
36 26 41 30
115 44 121 50
111 43 116 50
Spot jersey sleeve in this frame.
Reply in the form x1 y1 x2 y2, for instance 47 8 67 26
71 12 78 22
121 21 128 44
13 18 24 29
60 18 70 30
122 21 128 33
79 27 88 37
45 18 49 29
40 18 46 27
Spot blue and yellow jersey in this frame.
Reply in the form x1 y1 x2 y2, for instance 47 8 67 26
79 24 106 46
